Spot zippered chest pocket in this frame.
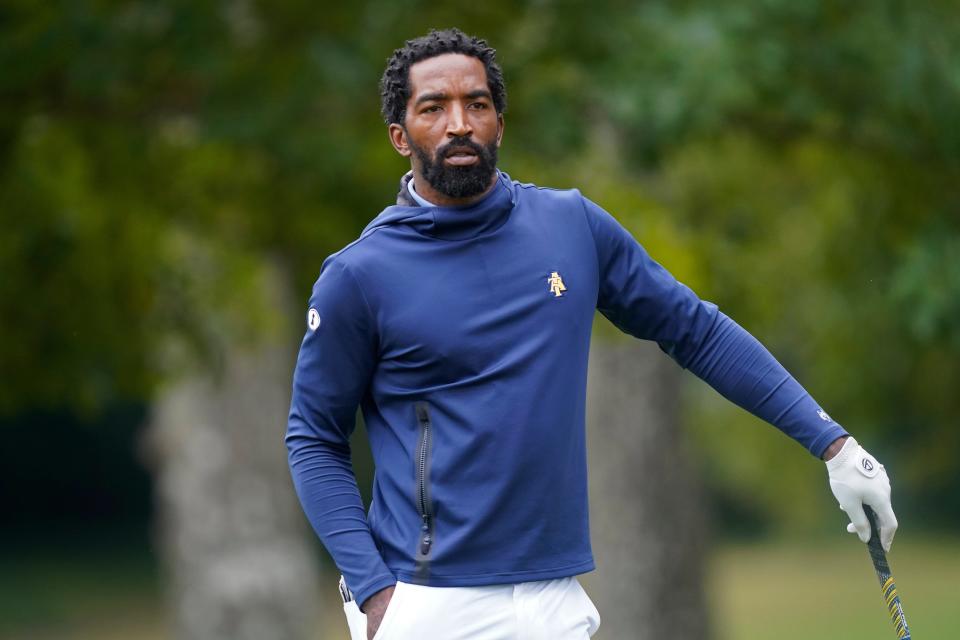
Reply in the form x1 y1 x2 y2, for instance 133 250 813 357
413 402 434 580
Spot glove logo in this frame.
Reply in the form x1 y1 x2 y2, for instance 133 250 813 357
856 454 880 478
307 308 321 331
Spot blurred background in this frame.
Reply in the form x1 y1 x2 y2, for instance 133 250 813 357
2 1 959 638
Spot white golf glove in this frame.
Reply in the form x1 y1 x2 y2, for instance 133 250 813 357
825 437 898 552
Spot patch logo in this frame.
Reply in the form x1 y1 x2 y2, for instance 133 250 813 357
547 271 567 297
307 308 321 331
817 408 832 422
862 458 874 472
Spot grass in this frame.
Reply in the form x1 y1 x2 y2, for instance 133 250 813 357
0 537 166 640
1 533 957 639
709 534 960 639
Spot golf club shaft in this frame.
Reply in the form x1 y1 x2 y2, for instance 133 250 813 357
864 505 911 639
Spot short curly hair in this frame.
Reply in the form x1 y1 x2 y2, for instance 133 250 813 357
379 28 507 125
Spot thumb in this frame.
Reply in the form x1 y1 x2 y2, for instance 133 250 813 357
843 502 871 543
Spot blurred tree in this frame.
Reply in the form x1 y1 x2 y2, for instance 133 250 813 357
146 298 320 640
586 340 710 639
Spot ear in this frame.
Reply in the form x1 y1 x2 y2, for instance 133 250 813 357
495 113 505 148
388 123 412 157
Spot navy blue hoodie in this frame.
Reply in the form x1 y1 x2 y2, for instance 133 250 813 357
286 171 847 607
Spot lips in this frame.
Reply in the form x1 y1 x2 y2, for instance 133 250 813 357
443 145 480 166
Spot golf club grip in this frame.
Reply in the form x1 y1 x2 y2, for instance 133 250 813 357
864 505 911 639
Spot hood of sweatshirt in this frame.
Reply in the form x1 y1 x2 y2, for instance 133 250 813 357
361 170 517 241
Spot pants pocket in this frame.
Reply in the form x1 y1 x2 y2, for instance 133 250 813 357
343 600 367 640
340 580 405 640
371 581 405 640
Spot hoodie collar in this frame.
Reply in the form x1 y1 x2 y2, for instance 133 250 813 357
363 170 516 241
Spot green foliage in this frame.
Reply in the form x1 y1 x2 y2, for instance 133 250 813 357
2 0 958 526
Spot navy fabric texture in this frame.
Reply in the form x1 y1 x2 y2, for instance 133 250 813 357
286 172 848 607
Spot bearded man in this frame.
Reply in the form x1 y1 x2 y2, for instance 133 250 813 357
286 28 898 640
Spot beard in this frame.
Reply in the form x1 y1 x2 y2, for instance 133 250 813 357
409 135 499 199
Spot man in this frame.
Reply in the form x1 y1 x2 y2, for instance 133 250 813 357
286 29 898 640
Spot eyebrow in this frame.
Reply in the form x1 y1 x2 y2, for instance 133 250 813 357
414 89 494 107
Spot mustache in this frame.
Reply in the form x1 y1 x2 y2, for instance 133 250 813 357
437 137 485 158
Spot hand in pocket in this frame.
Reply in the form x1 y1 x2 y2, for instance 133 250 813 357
363 585 396 640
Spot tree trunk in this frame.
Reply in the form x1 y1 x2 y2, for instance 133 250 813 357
146 337 321 640
584 339 710 640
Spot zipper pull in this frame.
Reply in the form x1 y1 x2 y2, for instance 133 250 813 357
420 514 432 555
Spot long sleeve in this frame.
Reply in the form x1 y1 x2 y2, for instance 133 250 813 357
582 196 848 457
286 258 396 608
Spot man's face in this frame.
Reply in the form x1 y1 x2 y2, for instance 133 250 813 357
389 53 504 203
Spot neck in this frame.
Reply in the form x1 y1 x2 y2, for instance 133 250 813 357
410 168 498 208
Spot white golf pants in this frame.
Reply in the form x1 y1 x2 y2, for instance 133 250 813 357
342 576 601 640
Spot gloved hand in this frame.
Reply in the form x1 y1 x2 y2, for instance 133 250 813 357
825 437 898 552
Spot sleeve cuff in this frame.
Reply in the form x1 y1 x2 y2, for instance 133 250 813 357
353 573 398 612
810 425 850 460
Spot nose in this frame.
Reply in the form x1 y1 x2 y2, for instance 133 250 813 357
446 103 472 138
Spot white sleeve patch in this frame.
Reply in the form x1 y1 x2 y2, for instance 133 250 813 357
307 308 321 331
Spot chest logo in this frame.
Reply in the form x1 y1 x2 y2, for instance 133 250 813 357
547 271 567 297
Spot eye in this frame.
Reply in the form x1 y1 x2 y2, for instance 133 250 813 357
468 102 488 110
422 104 442 114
